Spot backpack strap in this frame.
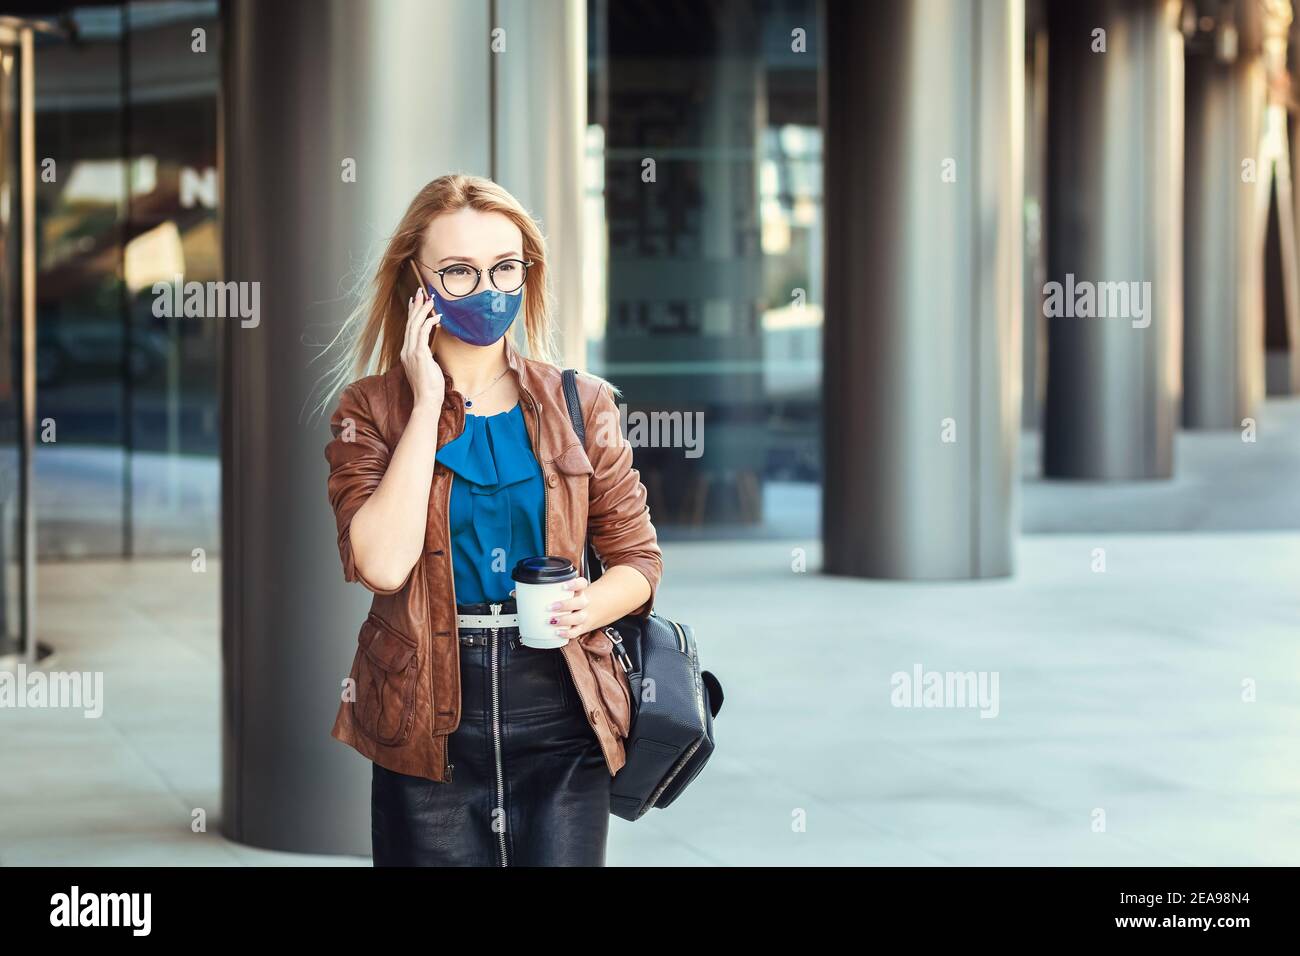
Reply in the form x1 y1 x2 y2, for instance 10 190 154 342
561 367 586 445
560 368 604 585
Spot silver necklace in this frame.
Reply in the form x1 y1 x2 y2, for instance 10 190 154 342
462 366 510 409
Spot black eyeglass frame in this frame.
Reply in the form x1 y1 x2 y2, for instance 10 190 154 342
413 257 535 299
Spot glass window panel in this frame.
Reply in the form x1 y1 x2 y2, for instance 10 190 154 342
34 6 128 558
586 0 823 538
30 1 220 559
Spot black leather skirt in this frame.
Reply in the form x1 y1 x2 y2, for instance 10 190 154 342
371 602 611 867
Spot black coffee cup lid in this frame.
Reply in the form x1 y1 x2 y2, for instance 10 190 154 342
511 556 577 584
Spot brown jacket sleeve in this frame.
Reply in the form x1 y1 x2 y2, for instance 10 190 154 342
582 378 663 618
324 381 410 595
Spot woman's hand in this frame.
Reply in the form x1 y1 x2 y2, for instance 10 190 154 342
402 287 444 409
545 576 590 642
515 565 651 642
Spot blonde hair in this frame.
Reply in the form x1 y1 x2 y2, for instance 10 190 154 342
317 174 558 412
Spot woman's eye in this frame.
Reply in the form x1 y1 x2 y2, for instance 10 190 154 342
445 266 473 278
495 262 517 274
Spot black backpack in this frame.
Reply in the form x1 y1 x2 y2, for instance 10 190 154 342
561 369 724 821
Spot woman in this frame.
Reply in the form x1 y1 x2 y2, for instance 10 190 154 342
322 174 662 866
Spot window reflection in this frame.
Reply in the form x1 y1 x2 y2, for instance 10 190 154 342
34 2 219 558
587 0 823 536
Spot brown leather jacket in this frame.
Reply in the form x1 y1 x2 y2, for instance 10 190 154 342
324 334 663 782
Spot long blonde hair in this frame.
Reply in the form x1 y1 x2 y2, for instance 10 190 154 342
318 174 558 411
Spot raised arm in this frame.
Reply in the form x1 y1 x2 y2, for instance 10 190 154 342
325 289 444 593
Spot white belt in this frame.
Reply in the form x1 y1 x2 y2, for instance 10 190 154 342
456 612 521 630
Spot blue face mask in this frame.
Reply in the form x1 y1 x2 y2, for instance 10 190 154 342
428 286 522 347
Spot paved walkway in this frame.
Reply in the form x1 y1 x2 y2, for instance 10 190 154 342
2 525 1297 865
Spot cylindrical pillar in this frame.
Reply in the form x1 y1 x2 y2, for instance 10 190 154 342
221 0 492 855
1023 2 1049 431
493 0 588 368
1183 5 1269 427
1266 4 1300 394
1043 0 1184 478
1265 101 1300 394
823 0 1023 580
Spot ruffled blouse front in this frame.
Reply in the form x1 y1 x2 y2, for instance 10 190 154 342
438 403 545 605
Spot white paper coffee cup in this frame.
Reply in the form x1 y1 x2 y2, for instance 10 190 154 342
511 556 578 649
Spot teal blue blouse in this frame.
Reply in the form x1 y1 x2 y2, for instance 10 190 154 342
438 403 545 605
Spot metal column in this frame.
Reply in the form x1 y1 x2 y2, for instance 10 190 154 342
493 0 588 368
1043 0 1184 478
0 18 49 672
1183 3 1272 427
1266 2 1300 394
221 0 492 855
823 0 1023 580
1023 1 1049 431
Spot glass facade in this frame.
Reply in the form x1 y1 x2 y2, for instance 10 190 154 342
12 0 820 568
586 0 823 539
7 0 821 564
32 1 220 559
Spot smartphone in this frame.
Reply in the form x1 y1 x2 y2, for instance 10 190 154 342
408 259 428 299
408 259 439 350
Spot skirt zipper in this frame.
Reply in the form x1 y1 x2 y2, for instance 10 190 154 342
490 601 508 867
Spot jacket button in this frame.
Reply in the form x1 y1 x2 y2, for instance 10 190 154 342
590 710 602 723
547 473 558 488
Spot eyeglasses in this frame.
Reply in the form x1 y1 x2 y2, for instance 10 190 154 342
414 257 534 299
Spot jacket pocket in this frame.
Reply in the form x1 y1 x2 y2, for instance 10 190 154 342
354 613 419 747
579 628 632 738
551 442 595 477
